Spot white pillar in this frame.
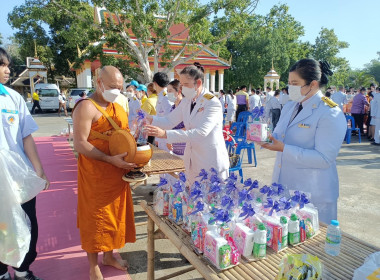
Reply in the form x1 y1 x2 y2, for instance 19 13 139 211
83 61 92 88
169 70 175 81
210 70 216 93
218 69 224 92
76 70 82 87
205 70 210 91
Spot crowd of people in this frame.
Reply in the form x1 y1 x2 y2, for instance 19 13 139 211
1 37 379 280
218 80 380 146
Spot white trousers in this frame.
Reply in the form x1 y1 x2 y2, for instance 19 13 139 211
374 118 380 144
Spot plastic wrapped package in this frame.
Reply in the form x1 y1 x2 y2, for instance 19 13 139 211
276 254 323 280
0 149 46 267
353 251 380 280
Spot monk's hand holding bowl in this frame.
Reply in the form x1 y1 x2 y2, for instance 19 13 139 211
259 135 285 152
107 152 137 169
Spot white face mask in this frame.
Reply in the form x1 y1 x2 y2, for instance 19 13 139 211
125 91 134 99
101 82 120 102
182 86 197 100
167 92 177 103
288 85 306 103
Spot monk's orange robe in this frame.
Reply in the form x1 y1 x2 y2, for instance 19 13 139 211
77 101 136 253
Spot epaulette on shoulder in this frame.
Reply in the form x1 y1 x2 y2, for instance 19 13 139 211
203 93 214 100
321 96 338 108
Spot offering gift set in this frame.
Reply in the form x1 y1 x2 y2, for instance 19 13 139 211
153 169 320 271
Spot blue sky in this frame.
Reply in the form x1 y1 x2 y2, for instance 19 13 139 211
1 0 379 69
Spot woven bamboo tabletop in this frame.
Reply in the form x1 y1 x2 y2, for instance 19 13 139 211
140 200 379 280
142 145 185 175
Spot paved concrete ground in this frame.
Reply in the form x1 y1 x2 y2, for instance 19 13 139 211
33 113 380 279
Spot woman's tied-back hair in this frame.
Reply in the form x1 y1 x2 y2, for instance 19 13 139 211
289 59 333 87
180 62 205 83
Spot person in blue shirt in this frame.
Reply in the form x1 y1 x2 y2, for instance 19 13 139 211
0 48 49 280
260 59 346 224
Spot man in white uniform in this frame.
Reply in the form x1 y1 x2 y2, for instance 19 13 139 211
0 48 49 280
331 86 347 111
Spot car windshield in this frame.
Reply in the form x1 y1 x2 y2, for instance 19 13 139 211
70 89 86 96
39 89 59 97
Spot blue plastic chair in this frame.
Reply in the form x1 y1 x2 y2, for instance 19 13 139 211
226 141 244 182
236 140 257 167
237 111 252 123
231 111 253 141
345 115 361 144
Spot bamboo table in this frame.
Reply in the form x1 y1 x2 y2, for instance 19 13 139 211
142 145 185 177
140 200 379 280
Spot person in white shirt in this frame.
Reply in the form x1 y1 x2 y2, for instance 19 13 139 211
153 72 173 151
219 89 227 114
127 81 141 127
58 91 68 117
372 86 380 145
260 92 267 107
279 87 290 109
249 89 262 110
331 86 347 112
225 89 237 126
265 89 282 130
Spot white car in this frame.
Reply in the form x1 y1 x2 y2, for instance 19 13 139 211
68 88 94 109
34 83 60 111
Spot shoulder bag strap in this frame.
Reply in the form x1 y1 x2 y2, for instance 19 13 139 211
87 98 121 131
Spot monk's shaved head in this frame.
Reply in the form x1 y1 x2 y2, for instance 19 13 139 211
96 65 124 99
99 65 123 81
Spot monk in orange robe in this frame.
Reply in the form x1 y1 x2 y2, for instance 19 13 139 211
73 66 136 280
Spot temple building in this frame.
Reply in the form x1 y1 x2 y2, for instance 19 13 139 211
74 7 230 92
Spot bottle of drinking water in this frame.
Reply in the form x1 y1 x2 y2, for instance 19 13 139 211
325 220 342 256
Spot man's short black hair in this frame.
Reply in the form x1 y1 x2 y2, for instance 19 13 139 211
153 72 169 88
240 85 247 90
0 47 11 66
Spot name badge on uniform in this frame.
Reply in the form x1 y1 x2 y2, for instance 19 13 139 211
1 109 18 125
197 107 204 113
298 123 310 129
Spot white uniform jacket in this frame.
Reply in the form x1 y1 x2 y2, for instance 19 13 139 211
372 92 380 143
271 91 346 204
152 89 229 184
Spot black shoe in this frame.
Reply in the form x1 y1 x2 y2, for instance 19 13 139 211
14 271 43 280
371 142 380 146
0 273 11 280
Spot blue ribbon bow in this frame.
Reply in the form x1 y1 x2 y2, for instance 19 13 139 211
238 189 253 205
209 182 221 194
251 106 265 120
226 172 237 182
190 186 203 201
239 203 255 220
279 196 292 211
197 169 208 181
260 185 271 195
190 201 204 215
157 177 168 187
210 168 218 175
264 198 280 216
225 181 237 195
173 181 184 197
210 209 231 224
179 172 187 183
221 196 235 210
210 174 221 184
137 110 145 120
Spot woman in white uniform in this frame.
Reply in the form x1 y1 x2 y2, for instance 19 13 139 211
260 59 347 224
226 89 237 126
145 63 229 184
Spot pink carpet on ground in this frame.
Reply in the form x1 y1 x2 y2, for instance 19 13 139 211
29 136 131 280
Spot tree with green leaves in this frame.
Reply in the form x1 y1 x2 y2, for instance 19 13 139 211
224 4 306 89
48 0 259 83
347 70 376 89
8 0 94 80
0 33 3 45
364 52 380 85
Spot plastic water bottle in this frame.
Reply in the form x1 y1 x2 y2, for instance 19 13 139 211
325 220 342 256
